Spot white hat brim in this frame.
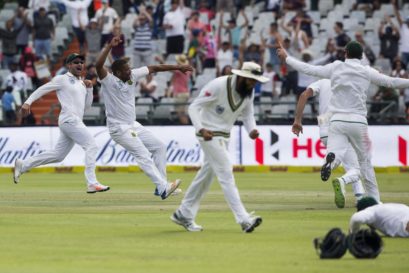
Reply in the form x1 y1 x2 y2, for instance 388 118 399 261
231 69 269 83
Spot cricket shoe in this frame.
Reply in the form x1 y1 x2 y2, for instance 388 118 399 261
170 211 203 232
87 182 110 194
240 212 263 233
332 178 346 208
161 179 182 200
321 152 335 181
13 159 23 184
154 188 182 196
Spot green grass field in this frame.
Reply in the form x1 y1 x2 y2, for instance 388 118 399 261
0 171 408 273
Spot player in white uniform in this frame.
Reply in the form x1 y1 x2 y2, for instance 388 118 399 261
277 41 409 207
170 62 268 233
14 53 109 193
95 36 192 199
350 197 409 238
292 79 365 207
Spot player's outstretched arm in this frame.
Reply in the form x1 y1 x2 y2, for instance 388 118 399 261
96 36 122 80
147 64 194 74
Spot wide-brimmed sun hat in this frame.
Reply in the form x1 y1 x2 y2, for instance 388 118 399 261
232 62 269 83
175 54 189 65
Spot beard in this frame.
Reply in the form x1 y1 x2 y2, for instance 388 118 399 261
236 78 254 99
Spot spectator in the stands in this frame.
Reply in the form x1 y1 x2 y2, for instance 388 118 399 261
13 7 32 55
391 58 407 79
355 31 376 65
393 1 409 66
139 74 158 101
333 21 350 49
240 41 264 68
216 0 234 14
220 65 233 76
95 0 119 47
108 26 125 61
261 22 283 74
85 64 100 103
1 86 17 125
281 16 309 52
201 30 217 69
280 37 298 97
198 0 215 31
260 63 277 98
171 54 191 125
6 62 29 106
85 18 102 65
216 41 233 77
0 19 26 69
133 5 154 68
379 15 400 65
28 0 50 12
187 11 206 43
60 0 93 53
19 47 39 88
282 0 305 11
163 0 185 56
290 9 313 40
33 7 54 60
221 9 249 61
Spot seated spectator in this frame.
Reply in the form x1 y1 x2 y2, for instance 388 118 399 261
355 31 376 65
85 18 102 65
133 5 154 68
391 58 407 79
0 19 26 69
333 22 351 49
139 74 158 101
378 16 400 65
33 7 54 60
108 26 125 61
260 63 277 98
171 54 191 124
1 86 17 125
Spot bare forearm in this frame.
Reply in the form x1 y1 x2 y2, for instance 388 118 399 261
96 44 112 70
148 64 182 73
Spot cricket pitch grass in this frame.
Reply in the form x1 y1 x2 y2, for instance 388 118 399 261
0 171 408 273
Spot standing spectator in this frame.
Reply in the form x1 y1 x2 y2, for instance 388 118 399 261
281 17 309 52
216 0 234 14
355 31 376 66
6 62 30 106
290 9 313 40
378 16 400 65
393 1 409 66
33 7 54 60
1 86 17 125
280 37 298 97
187 11 206 43
133 5 154 68
333 22 351 49
95 0 119 47
152 0 165 39
240 41 264 68
163 0 186 56
261 22 283 74
0 19 25 69
85 18 102 65
13 7 32 54
201 31 217 69
19 47 39 89
139 74 158 101
283 0 305 11
197 0 215 31
60 0 93 53
260 63 277 97
171 54 191 124
108 26 125 61
216 41 233 77
221 9 249 61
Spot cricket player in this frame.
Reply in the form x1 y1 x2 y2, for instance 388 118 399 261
171 62 268 233
277 41 409 206
350 197 409 238
14 53 110 194
95 36 192 200
292 79 366 207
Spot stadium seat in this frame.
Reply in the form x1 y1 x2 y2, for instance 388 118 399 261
0 9 14 22
152 97 176 123
135 97 154 122
307 11 321 25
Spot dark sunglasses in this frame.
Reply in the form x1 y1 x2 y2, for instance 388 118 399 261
72 61 84 65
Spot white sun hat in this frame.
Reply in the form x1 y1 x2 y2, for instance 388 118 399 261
231 62 269 83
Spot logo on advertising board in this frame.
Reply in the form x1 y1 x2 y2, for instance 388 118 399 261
254 130 279 165
398 136 407 166
0 137 44 165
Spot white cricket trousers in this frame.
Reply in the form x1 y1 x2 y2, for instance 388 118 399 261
320 126 365 196
109 123 168 193
327 118 380 202
21 118 99 184
178 137 251 224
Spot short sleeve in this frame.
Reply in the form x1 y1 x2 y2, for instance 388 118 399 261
100 73 115 86
131 67 150 82
307 80 322 97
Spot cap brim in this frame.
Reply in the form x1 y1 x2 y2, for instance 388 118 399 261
66 55 85 64
232 69 269 83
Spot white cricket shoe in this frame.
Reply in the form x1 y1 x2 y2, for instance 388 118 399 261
13 159 23 184
240 212 262 233
170 211 203 232
332 178 346 208
161 179 182 200
87 182 110 194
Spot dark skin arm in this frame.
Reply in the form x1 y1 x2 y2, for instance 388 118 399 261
95 36 122 80
292 88 314 136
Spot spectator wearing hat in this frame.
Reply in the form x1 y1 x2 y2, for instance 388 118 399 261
85 18 102 65
393 1 409 66
133 5 154 68
95 0 119 48
163 0 186 56
60 0 93 53
171 54 191 124
1 86 17 125
32 7 54 60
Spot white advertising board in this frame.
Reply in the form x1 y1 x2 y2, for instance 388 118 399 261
0 125 408 167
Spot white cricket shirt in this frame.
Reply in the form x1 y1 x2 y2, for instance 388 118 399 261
100 67 149 128
350 203 409 237
25 72 92 124
286 56 409 120
163 7 185 37
189 75 256 137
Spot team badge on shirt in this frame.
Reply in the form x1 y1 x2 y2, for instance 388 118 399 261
69 77 75 84
215 105 225 114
